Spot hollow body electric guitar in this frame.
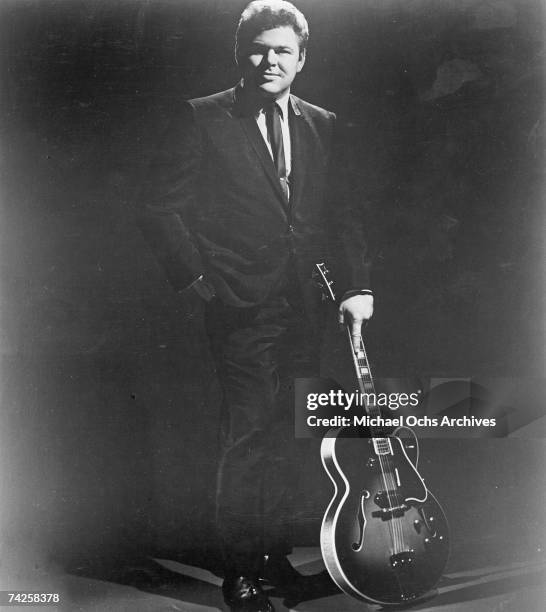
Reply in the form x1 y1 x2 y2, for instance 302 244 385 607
315 263 450 605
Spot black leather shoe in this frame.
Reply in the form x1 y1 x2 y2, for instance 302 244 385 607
222 576 275 612
261 554 302 588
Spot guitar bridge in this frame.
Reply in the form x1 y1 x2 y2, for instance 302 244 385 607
371 504 408 521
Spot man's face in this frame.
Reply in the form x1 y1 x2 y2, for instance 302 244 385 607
239 26 306 99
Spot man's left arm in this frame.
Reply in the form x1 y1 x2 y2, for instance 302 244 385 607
326 111 376 337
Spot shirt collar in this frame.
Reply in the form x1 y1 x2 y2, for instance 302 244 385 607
238 80 291 120
271 91 290 120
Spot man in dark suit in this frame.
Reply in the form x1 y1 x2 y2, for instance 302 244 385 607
138 2 373 610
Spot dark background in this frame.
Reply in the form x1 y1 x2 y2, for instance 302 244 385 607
0 0 544 578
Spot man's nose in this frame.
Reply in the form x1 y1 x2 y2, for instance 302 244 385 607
264 49 278 65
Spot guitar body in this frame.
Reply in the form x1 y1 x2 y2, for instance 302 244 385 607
314 262 449 605
320 428 449 605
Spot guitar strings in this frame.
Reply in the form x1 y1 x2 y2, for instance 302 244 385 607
355 335 409 593
350 335 407 602
361 338 407 557
350 331 407 558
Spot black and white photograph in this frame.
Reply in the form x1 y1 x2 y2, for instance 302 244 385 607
0 1 545 610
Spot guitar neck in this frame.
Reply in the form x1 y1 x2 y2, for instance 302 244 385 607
347 329 390 446
314 264 390 446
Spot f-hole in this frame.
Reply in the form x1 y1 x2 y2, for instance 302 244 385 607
352 490 370 551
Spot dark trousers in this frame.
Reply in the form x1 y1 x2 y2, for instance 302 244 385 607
205 274 323 577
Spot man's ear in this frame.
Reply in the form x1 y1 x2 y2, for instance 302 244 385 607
297 48 306 72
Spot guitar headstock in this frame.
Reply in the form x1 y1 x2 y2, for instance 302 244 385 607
313 262 336 302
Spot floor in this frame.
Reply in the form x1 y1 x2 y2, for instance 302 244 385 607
3 547 544 612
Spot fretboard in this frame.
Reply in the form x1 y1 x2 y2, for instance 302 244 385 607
349 330 391 444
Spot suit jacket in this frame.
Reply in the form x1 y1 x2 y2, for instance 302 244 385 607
138 85 372 307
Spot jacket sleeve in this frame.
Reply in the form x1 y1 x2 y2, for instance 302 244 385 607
136 102 205 291
327 112 375 300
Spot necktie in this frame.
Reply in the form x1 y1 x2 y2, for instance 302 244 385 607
265 102 289 199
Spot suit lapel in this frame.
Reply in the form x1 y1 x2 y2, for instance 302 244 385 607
232 87 289 208
238 115 289 206
288 94 311 210
231 87 316 211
